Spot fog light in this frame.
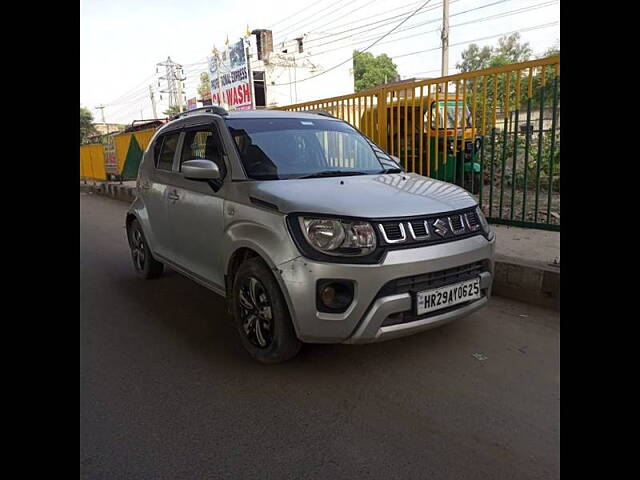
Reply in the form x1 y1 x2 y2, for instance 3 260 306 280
321 285 336 306
317 280 354 313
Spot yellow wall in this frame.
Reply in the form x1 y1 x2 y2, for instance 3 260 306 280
113 127 158 174
114 132 133 175
79 144 106 180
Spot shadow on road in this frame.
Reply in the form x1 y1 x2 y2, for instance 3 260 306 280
110 262 465 372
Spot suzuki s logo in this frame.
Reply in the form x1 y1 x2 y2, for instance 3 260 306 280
433 218 448 237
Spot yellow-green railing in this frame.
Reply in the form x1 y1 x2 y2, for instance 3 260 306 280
277 56 560 230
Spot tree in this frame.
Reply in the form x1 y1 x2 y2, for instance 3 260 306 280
457 44 492 73
163 105 181 117
456 34 537 129
353 51 399 92
528 41 560 110
197 72 211 98
457 33 532 72
492 33 533 65
80 106 98 144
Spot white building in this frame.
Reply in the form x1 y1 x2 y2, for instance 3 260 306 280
247 29 354 108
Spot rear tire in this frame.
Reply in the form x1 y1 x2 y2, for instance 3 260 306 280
127 219 164 279
232 257 302 364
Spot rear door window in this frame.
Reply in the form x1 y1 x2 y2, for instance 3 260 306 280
155 132 180 171
179 128 227 178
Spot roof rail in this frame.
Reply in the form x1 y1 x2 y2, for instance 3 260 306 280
307 109 337 119
171 106 229 120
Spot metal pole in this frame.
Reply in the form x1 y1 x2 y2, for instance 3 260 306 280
215 53 225 108
441 0 449 77
176 65 184 113
212 50 228 108
245 39 256 109
149 85 158 118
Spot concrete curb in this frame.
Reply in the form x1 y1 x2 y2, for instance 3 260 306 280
80 182 560 312
492 256 559 311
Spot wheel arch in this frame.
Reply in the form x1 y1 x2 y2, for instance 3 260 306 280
224 243 300 338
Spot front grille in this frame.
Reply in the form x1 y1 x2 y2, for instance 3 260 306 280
449 214 464 232
410 220 428 237
375 207 482 248
378 260 488 298
378 260 490 327
380 222 404 241
465 210 479 229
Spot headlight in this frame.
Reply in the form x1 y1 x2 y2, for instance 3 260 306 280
299 217 377 256
476 207 494 240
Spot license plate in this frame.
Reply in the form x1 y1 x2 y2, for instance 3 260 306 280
415 277 481 316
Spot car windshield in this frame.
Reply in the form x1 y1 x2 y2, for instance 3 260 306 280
430 101 472 129
226 117 393 180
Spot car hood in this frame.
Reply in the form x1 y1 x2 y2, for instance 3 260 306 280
248 173 477 218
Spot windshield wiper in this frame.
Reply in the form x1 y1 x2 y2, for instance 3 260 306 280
297 170 370 179
380 167 403 174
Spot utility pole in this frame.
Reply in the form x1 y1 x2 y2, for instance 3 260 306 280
245 39 256 109
212 48 227 108
149 85 158 118
157 56 186 113
95 104 109 133
441 0 449 77
176 64 184 113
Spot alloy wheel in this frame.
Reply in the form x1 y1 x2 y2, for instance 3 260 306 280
130 228 146 271
238 276 274 348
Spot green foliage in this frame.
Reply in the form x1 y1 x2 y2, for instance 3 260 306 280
353 51 399 92
485 127 560 192
163 105 181 117
457 44 493 73
80 106 98 144
457 33 532 73
197 72 211 98
529 41 560 110
459 35 559 134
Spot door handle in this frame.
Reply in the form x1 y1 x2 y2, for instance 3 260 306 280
167 190 180 202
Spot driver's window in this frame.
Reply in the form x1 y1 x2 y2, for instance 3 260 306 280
179 128 227 178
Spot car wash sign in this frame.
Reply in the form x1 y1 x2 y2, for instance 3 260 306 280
208 38 252 111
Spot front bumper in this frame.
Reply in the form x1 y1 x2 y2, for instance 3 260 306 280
276 234 495 344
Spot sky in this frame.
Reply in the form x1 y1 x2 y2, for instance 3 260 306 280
80 0 560 124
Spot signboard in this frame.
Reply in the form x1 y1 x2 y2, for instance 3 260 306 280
208 38 252 111
187 97 197 110
103 134 118 176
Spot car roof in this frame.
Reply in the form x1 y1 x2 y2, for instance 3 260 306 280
225 110 339 120
156 109 341 135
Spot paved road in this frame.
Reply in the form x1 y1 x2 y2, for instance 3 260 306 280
80 192 560 480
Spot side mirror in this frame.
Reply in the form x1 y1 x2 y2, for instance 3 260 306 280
182 159 221 181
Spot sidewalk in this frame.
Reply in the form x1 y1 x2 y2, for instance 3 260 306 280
80 180 560 311
491 224 559 310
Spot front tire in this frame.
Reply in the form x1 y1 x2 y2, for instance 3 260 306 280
232 257 302 364
127 219 164 279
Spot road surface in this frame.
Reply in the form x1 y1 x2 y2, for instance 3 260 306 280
80 192 559 480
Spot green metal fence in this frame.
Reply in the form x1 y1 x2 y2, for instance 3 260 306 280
279 56 560 231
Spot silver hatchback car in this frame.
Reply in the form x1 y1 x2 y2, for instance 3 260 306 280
126 106 495 363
